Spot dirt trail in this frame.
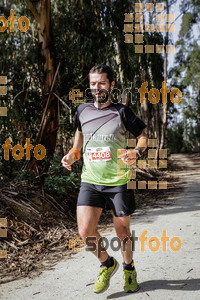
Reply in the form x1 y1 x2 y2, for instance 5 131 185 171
0 154 200 300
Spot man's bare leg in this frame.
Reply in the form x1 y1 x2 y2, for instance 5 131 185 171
113 213 139 292
77 206 109 263
112 213 133 264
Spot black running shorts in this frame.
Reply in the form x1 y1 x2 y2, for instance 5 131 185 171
77 182 136 217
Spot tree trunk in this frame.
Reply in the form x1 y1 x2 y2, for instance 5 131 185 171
160 0 169 149
139 56 150 136
25 0 58 177
148 64 160 150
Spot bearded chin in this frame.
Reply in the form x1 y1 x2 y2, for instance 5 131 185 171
96 94 109 103
93 89 110 103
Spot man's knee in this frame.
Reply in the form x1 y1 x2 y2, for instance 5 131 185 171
78 227 96 241
114 224 129 238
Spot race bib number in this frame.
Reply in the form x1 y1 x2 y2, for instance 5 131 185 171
87 147 112 162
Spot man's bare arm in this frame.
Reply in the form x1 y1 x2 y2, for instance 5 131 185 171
135 131 148 153
61 129 83 170
118 130 148 166
73 129 83 151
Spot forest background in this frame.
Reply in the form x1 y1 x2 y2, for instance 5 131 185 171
0 0 199 279
0 0 199 191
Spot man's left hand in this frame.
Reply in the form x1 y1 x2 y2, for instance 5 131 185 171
118 149 139 166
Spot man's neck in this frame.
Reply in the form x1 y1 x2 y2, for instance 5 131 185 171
93 99 112 109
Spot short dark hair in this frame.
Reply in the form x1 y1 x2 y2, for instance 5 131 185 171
89 64 114 84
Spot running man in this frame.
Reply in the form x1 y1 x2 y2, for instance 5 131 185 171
61 64 148 293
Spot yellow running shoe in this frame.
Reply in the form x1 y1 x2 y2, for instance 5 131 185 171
123 269 140 293
93 258 119 293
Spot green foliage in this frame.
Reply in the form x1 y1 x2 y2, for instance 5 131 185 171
45 173 77 195
15 169 39 184
44 156 81 196
167 123 184 153
169 0 200 152
180 13 197 38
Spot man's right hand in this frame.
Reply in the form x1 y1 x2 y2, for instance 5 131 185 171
61 153 75 171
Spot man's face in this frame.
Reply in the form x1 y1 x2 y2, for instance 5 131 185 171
89 72 115 103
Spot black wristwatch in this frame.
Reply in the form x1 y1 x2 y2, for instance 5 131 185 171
135 147 142 157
